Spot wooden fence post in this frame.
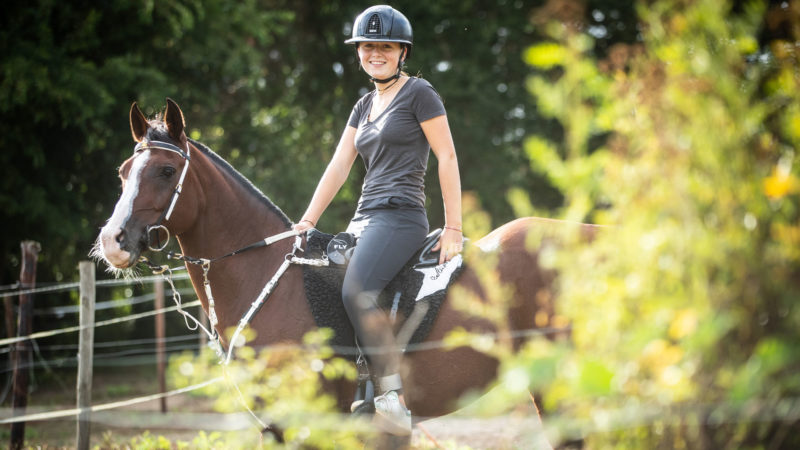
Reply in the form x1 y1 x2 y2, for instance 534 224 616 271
10 241 40 450
76 261 95 450
154 278 167 413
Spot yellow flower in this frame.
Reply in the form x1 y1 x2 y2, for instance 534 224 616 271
669 309 698 340
640 339 683 371
763 169 799 199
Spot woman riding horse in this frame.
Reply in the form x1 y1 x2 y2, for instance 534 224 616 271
293 5 463 435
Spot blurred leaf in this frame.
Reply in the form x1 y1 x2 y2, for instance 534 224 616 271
524 42 566 68
578 359 614 396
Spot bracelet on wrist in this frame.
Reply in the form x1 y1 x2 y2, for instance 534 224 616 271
444 225 462 233
300 219 316 227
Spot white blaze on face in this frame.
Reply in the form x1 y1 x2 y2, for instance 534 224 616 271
98 150 151 267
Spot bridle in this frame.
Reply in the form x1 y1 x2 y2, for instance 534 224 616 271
130 138 311 352
133 139 191 252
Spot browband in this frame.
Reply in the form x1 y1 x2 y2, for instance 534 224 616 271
134 140 190 160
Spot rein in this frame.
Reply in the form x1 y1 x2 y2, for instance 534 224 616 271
138 220 332 356
138 226 325 357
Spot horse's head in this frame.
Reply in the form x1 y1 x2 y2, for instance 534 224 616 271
93 98 200 271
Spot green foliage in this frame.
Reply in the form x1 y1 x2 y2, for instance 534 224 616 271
96 430 226 450
0 0 562 288
167 329 367 448
521 0 800 447
128 431 175 450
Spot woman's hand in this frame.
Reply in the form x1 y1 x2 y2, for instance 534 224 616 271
293 219 316 233
432 227 463 265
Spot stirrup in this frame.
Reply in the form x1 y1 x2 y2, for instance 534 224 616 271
350 379 375 414
351 351 375 414
373 390 412 436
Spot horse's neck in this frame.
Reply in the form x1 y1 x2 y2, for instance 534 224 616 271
178 146 289 254
176 148 295 333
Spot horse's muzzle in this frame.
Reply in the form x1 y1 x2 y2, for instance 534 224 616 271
98 225 146 269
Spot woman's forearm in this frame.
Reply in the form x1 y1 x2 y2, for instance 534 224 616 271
438 153 462 229
421 115 462 230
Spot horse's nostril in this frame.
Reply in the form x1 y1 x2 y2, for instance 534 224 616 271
115 229 126 246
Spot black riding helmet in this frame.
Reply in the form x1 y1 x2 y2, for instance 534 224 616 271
345 5 413 83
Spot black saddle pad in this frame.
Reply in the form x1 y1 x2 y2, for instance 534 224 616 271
301 229 465 354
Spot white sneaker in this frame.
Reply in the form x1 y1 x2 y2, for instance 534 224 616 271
373 390 412 436
350 399 365 413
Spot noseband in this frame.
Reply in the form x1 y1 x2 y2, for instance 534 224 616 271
133 139 191 251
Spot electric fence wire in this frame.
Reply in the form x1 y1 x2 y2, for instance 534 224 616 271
0 300 202 348
2 268 195 349
37 333 202 352
34 287 195 317
1 276 195 402
0 272 191 299
0 342 206 374
0 281 20 291
6 327 573 376
0 377 223 425
4 305 570 360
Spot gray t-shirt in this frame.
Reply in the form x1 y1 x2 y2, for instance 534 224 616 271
347 77 446 209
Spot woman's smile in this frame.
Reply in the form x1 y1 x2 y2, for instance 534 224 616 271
359 42 403 77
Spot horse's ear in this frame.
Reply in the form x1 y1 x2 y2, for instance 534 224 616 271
130 102 150 143
164 98 186 142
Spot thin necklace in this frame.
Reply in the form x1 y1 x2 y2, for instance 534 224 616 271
375 77 400 95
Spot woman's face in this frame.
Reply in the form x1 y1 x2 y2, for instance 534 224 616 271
357 41 404 80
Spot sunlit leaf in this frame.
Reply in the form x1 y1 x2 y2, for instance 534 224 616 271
524 42 566 68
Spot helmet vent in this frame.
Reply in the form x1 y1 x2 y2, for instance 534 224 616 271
366 14 382 35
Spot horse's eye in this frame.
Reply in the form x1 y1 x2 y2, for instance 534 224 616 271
160 166 176 178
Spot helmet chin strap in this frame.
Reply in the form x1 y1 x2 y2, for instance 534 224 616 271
369 66 402 84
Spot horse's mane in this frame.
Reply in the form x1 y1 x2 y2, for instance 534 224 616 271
145 121 293 228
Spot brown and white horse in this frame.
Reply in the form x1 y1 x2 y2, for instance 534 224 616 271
94 98 584 438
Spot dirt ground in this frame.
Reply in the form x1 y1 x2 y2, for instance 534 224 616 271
4 412 550 449
1 365 553 449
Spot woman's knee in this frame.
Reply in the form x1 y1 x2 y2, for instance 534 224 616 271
343 287 380 314
341 281 360 314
